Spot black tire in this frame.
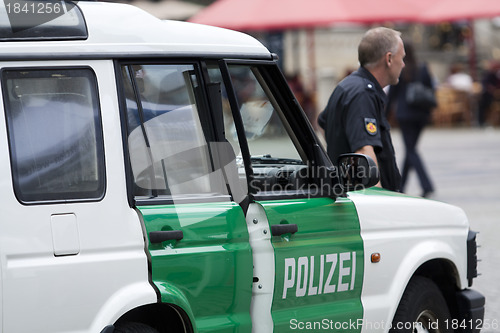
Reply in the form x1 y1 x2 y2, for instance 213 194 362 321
390 276 453 333
114 322 160 333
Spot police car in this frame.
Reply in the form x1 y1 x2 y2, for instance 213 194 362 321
0 1 484 332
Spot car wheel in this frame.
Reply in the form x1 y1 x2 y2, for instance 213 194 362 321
390 276 453 333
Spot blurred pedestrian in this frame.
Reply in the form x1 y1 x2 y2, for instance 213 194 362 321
445 62 475 126
387 42 435 197
478 61 500 127
318 27 404 191
447 63 474 93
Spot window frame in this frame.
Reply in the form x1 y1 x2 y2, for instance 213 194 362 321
1 66 106 205
216 59 335 201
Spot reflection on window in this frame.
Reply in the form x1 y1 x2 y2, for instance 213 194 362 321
122 64 227 199
3 69 105 202
227 65 303 162
226 64 309 195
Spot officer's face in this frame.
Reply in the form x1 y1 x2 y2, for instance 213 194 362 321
388 38 406 85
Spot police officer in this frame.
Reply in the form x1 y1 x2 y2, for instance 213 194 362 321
318 27 404 192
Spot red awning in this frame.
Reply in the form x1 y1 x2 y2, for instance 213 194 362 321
189 0 429 31
190 0 500 31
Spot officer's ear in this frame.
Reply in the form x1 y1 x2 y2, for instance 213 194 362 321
385 52 392 66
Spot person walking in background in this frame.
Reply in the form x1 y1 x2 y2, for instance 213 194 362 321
446 62 474 93
318 27 404 192
387 42 435 197
478 61 500 127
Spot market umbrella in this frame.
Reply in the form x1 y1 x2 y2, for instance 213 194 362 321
189 0 430 31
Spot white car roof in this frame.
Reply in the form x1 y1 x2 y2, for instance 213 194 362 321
0 1 271 60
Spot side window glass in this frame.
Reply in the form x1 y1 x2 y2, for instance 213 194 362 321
228 65 303 158
2 68 105 203
225 64 309 196
122 64 227 200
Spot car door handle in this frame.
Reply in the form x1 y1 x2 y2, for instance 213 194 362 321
271 224 298 236
149 230 184 243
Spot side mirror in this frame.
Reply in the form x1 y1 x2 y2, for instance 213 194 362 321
337 153 379 192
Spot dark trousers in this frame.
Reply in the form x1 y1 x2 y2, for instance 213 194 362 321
478 92 493 126
398 119 434 194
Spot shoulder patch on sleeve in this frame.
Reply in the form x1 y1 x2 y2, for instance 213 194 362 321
364 118 377 135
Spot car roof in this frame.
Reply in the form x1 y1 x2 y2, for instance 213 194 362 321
0 1 271 60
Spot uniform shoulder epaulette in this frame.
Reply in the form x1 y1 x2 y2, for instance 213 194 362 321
363 78 376 92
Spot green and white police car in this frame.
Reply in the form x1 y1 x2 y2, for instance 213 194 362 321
0 1 484 332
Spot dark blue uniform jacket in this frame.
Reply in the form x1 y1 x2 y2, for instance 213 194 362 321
318 67 401 191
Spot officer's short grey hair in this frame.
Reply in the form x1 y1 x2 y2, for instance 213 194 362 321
358 27 402 68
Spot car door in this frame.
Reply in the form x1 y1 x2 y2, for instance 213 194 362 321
0 61 153 332
118 62 253 333
207 60 365 332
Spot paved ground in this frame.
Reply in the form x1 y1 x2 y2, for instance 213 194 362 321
391 127 500 331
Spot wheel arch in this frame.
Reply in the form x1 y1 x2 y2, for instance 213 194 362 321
390 275 454 333
114 303 194 333
386 258 463 330
413 258 463 322
91 281 195 333
114 280 198 333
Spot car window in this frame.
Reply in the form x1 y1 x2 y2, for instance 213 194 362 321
2 68 105 203
121 64 228 201
209 63 311 197
229 65 304 161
